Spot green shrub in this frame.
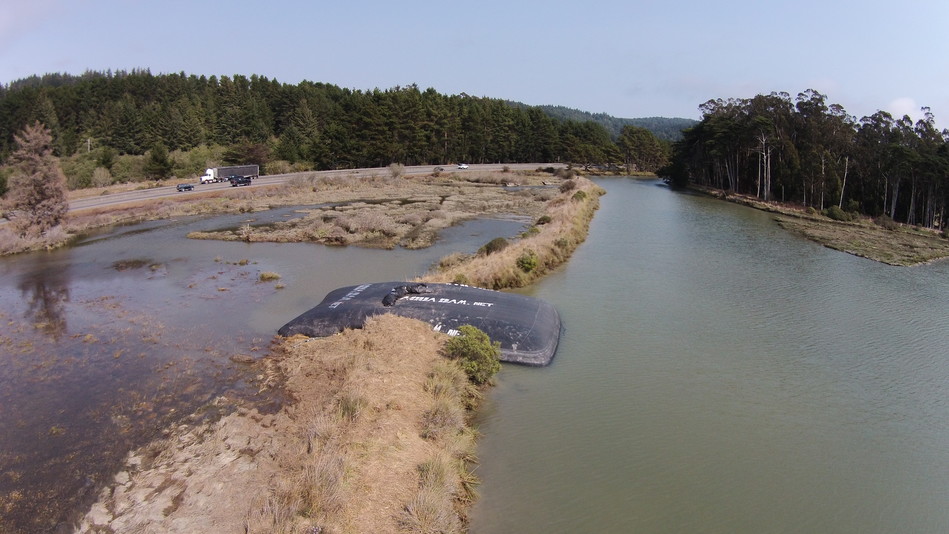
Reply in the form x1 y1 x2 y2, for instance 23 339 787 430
823 205 853 222
536 215 552 225
516 249 538 273
478 237 509 255
443 325 501 386
520 226 540 238
559 179 577 193
571 190 587 201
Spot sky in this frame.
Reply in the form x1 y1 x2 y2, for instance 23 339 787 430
2 0 948 125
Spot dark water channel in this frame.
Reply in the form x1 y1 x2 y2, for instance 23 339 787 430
471 178 949 533
0 208 528 533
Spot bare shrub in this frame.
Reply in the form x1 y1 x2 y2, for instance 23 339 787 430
238 224 253 242
92 167 113 188
389 163 406 179
0 227 25 255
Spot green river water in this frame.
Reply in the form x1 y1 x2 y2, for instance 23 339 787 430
470 178 949 533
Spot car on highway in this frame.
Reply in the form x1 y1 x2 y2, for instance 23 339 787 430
176 183 194 192
457 163 469 169
228 175 252 187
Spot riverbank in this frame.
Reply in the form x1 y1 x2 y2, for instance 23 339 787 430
74 174 603 533
690 185 949 266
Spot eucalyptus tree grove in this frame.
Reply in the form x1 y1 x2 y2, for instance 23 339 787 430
667 90 949 229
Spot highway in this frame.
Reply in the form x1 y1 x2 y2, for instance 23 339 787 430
67 163 563 213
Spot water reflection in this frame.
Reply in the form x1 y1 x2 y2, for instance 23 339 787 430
18 257 70 340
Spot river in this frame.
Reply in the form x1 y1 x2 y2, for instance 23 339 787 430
470 178 949 533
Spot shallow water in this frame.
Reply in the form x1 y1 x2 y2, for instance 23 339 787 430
0 209 527 533
471 179 949 533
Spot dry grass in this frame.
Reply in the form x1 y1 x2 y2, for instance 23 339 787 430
164 172 558 251
420 176 605 289
240 315 478 534
259 271 282 282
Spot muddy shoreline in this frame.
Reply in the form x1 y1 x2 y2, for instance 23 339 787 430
688 184 949 266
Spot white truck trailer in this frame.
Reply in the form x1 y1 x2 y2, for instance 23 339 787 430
200 164 259 184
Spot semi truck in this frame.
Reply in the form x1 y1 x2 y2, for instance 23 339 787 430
200 165 259 184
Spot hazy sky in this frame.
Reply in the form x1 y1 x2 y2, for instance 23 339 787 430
2 0 948 124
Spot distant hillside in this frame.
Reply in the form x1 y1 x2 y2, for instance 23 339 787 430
511 103 697 141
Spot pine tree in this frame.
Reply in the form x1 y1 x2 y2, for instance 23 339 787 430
7 121 69 237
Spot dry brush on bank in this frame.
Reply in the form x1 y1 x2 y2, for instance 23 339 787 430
78 316 483 534
420 177 605 289
692 184 949 266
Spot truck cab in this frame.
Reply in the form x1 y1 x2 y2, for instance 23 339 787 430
200 168 218 184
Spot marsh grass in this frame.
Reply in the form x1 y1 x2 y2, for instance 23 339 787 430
421 177 604 289
398 486 462 534
258 271 281 282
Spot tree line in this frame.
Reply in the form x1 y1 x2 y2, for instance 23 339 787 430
0 70 670 189
665 90 949 229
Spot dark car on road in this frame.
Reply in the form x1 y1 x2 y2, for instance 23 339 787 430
176 183 194 192
228 175 252 187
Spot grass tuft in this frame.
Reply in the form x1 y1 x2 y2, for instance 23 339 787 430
259 271 281 282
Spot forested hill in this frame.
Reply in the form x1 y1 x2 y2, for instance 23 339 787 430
0 70 644 172
526 104 697 141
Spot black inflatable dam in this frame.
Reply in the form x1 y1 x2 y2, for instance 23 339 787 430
278 282 561 366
